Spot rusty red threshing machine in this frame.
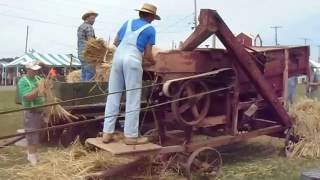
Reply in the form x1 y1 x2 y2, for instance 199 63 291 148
85 9 309 179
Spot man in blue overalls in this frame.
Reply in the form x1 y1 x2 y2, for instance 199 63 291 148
103 3 160 145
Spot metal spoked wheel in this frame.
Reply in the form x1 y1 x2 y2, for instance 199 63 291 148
171 79 211 126
186 147 222 180
284 128 299 157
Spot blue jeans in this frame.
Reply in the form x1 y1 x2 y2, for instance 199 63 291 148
81 63 95 81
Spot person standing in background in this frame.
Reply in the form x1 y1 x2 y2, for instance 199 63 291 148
288 76 298 105
307 66 320 99
77 11 98 81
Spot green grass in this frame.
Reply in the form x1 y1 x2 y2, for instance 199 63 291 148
0 91 22 136
219 138 320 180
1 87 320 179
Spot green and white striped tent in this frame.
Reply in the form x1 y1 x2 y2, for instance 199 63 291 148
5 52 81 67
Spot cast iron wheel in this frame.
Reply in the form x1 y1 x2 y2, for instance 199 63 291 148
171 79 211 126
186 147 222 180
284 127 299 157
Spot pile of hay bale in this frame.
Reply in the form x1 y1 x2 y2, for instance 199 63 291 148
2 142 180 180
289 98 320 158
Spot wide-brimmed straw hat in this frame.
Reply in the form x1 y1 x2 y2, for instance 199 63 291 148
135 3 160 20
82 11 98 21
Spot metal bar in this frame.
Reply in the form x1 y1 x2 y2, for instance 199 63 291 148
159 145 185 154
181 26 216 50
254 118 278 124
85 156 149 179
283 49 289 107
0 136 25 148
186 125 284 152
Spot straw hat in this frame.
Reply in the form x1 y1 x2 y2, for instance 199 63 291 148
135 3 160 20
82 11 98 21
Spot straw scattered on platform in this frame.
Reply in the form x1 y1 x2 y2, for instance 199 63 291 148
289 98 320 158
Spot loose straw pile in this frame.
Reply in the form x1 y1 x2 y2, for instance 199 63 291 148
289 98 320 158
0 140 181 180
38 77 78 123
2 141 136 180
83 38 108 64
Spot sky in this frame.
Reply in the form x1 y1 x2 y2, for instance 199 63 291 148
0 0 320 60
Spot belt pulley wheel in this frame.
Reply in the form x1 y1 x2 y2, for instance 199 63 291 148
171 79 211 126
186 147 222 180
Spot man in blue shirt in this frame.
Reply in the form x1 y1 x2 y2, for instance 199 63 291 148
103 3 160 145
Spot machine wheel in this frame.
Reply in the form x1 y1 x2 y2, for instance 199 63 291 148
284 128 299 157
186 147 222 180
172 80 211 126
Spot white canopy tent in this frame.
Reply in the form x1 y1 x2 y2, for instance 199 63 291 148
5 52 81 67
310 60 320 69
2 52 81 86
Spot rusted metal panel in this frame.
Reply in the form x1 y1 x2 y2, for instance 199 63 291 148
154 50 231 73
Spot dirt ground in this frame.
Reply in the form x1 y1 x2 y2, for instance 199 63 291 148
1 88 320 179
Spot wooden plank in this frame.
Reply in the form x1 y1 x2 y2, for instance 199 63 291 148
186 125 284 152
196 115 227 128
86 138 162 156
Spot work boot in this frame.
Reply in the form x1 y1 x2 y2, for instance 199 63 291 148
102 133 113 144
123 137 149 145
113 131 124 141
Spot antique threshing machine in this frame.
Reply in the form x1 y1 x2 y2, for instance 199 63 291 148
138 9 310 179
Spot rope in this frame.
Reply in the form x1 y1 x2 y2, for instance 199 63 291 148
0 82 164 115
0 86 230 140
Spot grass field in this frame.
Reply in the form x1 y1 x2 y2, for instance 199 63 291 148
0 87 320 179
0 90 22 136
